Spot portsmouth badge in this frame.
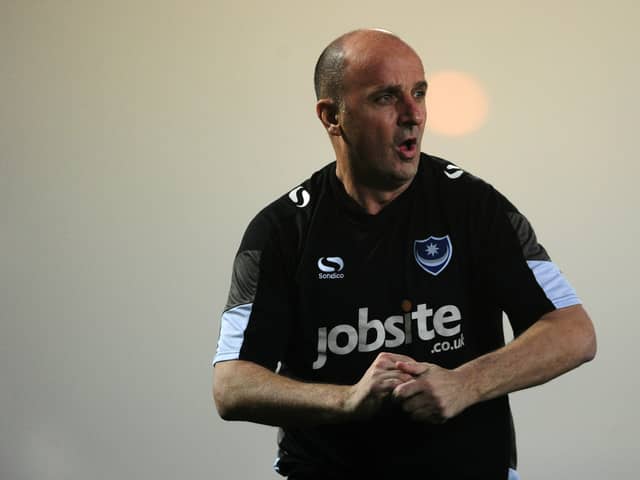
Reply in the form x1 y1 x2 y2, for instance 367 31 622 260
414 235 453 276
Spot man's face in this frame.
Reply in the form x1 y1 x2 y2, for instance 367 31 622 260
338 41 427 190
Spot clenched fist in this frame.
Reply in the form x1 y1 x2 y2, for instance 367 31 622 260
344 352 416 420
392 361 475 423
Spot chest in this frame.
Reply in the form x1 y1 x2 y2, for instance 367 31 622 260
290 196 483 381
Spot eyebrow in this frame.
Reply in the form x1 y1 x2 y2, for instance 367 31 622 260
370 80 428 95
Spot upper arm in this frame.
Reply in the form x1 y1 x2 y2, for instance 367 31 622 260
473 184 582 335
213 210 296 371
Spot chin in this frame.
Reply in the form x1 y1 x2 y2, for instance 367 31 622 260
395 157 419 178
380 162 418 190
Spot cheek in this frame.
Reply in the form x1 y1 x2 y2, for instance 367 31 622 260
343 112 396 147
362 115 395 137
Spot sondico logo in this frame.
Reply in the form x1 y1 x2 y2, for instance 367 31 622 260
444 164 464 179
312 303 464 369
317 257 344 280
288 186 310 208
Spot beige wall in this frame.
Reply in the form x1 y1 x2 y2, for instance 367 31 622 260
2 1 638 478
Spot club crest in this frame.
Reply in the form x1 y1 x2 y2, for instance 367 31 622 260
414 235 453 276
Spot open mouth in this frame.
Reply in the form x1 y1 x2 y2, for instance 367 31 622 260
401 138 416 149
397 138 417 157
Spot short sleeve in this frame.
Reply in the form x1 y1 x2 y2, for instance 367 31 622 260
473 185 581 335
213 212 294 370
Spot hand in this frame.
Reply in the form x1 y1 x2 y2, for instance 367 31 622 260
344 352 416 420
392 361 475 423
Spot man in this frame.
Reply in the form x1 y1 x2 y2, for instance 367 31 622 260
212 29 596 479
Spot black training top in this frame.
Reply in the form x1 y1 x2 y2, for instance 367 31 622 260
214 153 580 479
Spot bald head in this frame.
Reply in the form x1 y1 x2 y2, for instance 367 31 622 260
313 29 420 104
314 29 427 198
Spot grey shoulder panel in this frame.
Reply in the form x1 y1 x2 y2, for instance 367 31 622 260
506 211 550 261
225 249 261 310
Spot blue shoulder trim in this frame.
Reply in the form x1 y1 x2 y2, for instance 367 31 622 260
527 261 581 308
212 303 253 365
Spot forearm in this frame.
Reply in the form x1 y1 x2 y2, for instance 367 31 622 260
455 304 596 406
213 360 350 427
213 352 415 427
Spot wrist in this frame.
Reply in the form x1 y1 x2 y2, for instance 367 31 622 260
340 384 365 420
326 384 357 422
454 363 483 407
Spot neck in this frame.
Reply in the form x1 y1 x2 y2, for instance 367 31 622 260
335 162 413 215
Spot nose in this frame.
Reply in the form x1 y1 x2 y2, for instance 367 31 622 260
398 95 424 126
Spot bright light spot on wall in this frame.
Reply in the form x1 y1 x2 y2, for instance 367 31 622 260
426 70 489 136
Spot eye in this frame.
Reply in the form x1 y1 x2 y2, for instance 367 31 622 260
413 89 427 99
375 93 395 105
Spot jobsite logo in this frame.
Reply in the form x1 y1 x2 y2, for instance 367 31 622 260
312 302 465 369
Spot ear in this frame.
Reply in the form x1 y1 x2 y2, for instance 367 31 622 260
316 99 341 136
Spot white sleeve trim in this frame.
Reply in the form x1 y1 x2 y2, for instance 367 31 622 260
526 260 581 309
212 303 252 366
